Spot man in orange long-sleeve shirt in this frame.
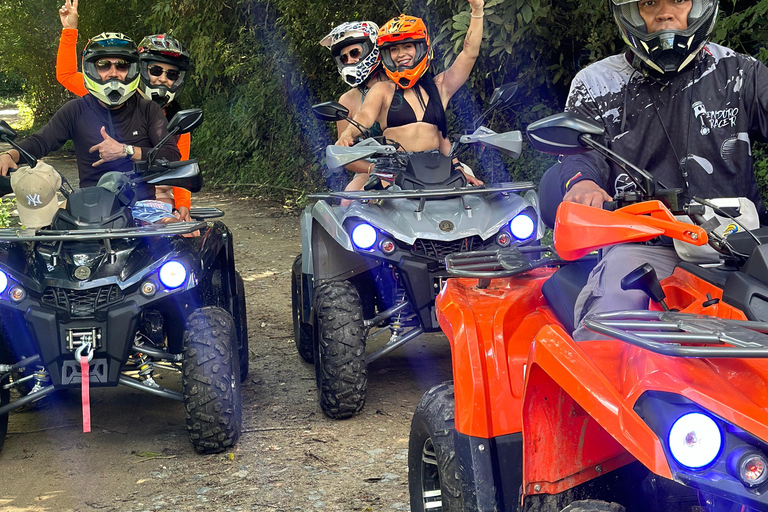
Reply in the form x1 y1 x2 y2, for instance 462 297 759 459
57 0 194 221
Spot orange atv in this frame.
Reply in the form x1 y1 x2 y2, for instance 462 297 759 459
407 113 768 512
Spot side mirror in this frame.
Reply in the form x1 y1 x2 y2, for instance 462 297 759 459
167 109 204 135
0 120 17 141
489 82 518 107
0 120 37 168
312 101 349 122
526 112 605 155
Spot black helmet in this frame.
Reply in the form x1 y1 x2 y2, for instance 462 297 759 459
611 0 718 74
137 34 190 108
82 32 141 107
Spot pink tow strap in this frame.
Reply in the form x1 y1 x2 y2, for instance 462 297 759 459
80 355 91 433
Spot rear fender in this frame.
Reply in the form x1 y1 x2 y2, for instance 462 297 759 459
522 326 672 499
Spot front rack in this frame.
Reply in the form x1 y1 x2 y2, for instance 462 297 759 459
445 246 561 279
584 310 768 358
0 221 207 242
308 181 535 202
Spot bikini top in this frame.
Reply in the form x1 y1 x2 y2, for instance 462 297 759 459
386 84 445 133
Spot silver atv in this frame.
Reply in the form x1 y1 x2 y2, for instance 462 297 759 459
292 84 542 419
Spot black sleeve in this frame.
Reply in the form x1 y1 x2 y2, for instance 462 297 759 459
16 100 78 158
141 101 180 162
744 57 768 144
559 76 612 192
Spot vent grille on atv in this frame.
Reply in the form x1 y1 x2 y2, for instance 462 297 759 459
42 285 124 317
412 236 484 260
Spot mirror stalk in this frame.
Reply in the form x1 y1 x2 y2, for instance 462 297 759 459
0 135 37 168
580 134 655 197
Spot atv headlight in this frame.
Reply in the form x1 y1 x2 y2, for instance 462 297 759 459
159 261 187 289
668 412 723 469
0 270 8 294
351 223 377 250
510 213 535 240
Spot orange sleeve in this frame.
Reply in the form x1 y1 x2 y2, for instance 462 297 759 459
173 132 192 209
57 28 88 97
177 132 191 160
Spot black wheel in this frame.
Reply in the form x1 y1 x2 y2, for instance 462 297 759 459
292 254 314 363
182 307 242 454
408 382 462 512
560 501 626 512
233 271 249 382
313 280 367 419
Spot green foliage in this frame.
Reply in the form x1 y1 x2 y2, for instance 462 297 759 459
1 0 768 200
0 71 25 99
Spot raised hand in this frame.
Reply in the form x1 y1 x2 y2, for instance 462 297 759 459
59 0 79 29
89 127 126 167
468 0 484 15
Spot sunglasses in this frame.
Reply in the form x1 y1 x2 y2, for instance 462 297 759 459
95 60 131 72
340 48 363 65
148 66 181 81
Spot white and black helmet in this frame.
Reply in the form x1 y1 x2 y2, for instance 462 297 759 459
137 34 190 108
611 0 719 74
319 21 381 88
82 32 141 107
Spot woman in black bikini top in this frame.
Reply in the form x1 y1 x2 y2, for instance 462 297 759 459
335 0 485 182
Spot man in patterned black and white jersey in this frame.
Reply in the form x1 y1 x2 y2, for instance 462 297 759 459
555 0 768 340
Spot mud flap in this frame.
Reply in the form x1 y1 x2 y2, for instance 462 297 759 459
455 431 523 511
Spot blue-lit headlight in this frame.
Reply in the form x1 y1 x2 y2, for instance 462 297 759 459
351 223 377 250
510 214 535 240
668 412 723 469
0 271 7 294
159 261 187 289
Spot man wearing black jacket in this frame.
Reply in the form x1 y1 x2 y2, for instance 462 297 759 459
557 0 768 340
0 32 179 196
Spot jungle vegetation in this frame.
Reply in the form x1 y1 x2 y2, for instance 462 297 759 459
1 0 766 201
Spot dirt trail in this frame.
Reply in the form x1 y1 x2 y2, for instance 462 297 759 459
0 112 453 512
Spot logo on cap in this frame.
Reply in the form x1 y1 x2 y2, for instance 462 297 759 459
27 194 42 207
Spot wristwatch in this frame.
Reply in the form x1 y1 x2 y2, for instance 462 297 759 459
123 144 135 158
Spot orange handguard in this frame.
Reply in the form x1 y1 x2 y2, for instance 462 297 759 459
553 200 708 261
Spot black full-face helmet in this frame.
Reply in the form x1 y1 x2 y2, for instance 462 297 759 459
611 0 719 74
137 34 190 108
82 32 141 107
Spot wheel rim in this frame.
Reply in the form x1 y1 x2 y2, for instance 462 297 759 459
420 437 443 511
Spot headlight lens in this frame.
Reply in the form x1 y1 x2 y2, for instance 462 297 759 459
668 412 722 469
159 261 187 289
0 270 8 295
351 223 377 250
510 213 535 240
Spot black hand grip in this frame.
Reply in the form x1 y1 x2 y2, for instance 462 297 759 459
603 201 617 211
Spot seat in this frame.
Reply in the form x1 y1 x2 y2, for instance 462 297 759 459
541 255 598 333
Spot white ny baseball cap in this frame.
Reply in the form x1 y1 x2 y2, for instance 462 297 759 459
11 162 62 228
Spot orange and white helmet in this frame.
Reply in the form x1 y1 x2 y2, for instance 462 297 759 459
377 15 432 89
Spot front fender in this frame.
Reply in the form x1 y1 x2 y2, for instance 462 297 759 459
305 201 378 282
522 327 672 499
